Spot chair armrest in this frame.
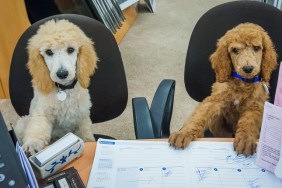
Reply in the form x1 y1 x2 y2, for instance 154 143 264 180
132 97 155 139
132 79 175 139
150 79 175 138
93 134 116 141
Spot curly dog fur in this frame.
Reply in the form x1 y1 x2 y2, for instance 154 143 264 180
169 23 277 155
15 19 98 155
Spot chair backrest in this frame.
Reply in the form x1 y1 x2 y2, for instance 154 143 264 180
185 1 282 103
9 14 128 123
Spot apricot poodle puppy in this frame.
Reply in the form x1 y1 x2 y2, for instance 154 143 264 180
169 23 277 155
15 19 98 155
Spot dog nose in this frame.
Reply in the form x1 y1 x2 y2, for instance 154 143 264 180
56 68 68 79
242 66 254 74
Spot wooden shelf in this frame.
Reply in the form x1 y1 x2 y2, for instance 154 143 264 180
113 5 138 44
0 81 5 99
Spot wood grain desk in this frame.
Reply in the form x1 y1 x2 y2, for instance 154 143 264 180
63 138 234 186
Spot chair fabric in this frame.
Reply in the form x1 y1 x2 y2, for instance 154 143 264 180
185 1 282 103
9 14 128 123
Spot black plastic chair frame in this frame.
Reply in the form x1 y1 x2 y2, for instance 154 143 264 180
133 79 175 139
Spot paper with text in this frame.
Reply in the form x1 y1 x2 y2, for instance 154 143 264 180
274 62 282 107
87 139 282 188
256 102 282 173
274 139 282 178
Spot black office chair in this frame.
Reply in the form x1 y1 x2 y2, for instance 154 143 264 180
185 1 282 104
133 1 282 139
9 14 127 140
185 1 282 137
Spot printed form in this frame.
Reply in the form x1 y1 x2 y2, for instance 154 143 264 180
87 139 282 188
256 102 282 172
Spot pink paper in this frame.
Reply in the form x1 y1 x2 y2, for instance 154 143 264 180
274 62 282 107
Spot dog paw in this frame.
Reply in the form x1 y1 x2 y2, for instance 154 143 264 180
168 131 195 149
22 138 46 155
79 132 95 142
233 134 257 155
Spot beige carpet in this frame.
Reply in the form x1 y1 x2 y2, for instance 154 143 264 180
0 0 232 139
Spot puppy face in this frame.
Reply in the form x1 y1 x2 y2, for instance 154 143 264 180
39 45 79 85
27 19 98 94
210 23 277 82
228 41 263 78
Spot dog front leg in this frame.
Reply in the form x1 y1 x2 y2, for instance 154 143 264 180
169 100 223 149
76 118 95 141
234 110 262 155
22 116 52 155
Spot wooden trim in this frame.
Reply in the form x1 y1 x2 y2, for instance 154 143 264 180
0 0 30 99
113 5 138 44
0 80 5 99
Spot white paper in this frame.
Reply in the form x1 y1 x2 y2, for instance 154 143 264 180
274 139 282 178
16 142 39 188
256 102 282 172
87 139 282 188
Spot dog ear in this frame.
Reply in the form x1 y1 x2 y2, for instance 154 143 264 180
77 39 98 89
261 31 277 82
27 47 55 94
210 38 232 82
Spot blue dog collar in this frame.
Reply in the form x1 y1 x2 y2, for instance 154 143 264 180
231 71 261 83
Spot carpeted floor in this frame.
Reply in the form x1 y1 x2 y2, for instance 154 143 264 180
0 0 233 139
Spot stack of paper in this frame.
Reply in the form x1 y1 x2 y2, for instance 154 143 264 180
256 62 282 178
16 142 39 188
117 0 139 10
144 0 156 13
90 0 126 33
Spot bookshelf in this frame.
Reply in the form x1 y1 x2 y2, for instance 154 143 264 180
114 5 137 44
88 0 139 44
38 1 138 45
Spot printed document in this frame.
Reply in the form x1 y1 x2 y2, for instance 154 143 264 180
87 139 282 188
256 102 282 172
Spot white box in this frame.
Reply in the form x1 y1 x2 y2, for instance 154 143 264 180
29 133 84 179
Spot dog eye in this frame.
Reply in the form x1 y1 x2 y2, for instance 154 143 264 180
253 46 261 52
67 47 75 54
232 48 239 54
45 49 53 56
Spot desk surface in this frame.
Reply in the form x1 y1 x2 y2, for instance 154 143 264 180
63 138 234 186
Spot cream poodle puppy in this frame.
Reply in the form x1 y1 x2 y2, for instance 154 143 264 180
169 23 277 155
15 19 98 155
